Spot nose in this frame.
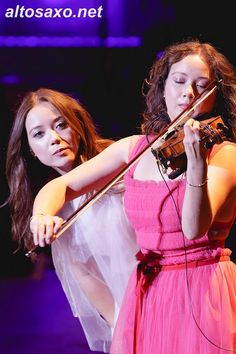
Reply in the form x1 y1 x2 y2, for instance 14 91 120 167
50 130 62 144
183 85 195 98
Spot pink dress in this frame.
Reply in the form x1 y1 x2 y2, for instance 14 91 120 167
111 136 236 354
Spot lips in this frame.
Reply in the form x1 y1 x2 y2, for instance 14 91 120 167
53 147 69 155
179 104 190 110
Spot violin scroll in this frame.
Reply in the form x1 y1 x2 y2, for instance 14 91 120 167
151 116 230 180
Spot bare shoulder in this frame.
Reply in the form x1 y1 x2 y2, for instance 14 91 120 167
106 134 141 163
208 141 236 192
115 134 141 147
209 141 236 169
128 134 142 150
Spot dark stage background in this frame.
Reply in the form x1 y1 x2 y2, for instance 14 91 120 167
0 0 235 276
0 1 235 353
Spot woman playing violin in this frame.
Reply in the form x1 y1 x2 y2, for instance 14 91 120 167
31 40 236 353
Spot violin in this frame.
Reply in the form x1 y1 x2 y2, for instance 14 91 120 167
25 80 225 257
151 115 230 180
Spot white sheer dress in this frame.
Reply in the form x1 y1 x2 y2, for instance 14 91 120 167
51 182 138 352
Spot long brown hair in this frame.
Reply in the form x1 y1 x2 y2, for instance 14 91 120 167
141 39 236 138
6 88 113 251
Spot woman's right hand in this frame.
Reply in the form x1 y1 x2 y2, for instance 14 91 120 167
30 214 64 247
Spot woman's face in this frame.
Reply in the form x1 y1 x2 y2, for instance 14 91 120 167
25 102 79 174
164 54 216 121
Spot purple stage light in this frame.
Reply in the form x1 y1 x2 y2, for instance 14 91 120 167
0 36 142 48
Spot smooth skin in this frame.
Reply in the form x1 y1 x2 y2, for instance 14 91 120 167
31 55 236 250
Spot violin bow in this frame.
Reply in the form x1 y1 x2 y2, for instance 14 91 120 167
25 79 221 257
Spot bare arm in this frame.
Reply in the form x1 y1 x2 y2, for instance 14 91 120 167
182 120 236 239
31 136 132 246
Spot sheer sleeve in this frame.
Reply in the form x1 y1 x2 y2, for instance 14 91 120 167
51 181 138 352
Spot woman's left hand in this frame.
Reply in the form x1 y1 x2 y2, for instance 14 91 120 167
183 118 208 165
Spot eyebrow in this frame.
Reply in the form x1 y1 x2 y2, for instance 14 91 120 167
170 72 210 80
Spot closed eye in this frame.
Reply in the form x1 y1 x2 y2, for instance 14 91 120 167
197 84 208 89
174 80 185 84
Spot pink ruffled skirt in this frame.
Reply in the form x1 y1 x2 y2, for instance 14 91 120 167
111 259 236 354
